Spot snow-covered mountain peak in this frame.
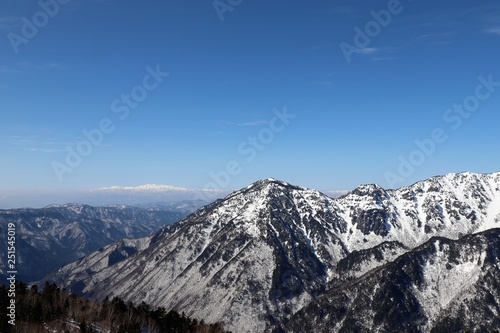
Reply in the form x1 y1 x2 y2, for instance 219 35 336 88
47 171 500 333
224 178 306 205
44 204 63 208
412 171 499 189
347 183 389 201
244 177 295 191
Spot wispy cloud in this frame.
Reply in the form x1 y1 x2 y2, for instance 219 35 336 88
236 120 269 127
2 125 81 154
314 81 334 86
353 43 416 61
23 148 66 153
359 47 378 55
0 62 65 75
8 136 40 145
9 136 68 154
0 65 24 74
0 16 21 30
372 56 400 62
485 27 500 35
18 62 65 71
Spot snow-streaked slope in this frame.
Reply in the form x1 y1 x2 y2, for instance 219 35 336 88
43 236 152 294
336 171 500 251
285 228 500 333
49 172 500 332
51 179 349 332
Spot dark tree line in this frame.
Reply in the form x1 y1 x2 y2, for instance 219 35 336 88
0 281 231 333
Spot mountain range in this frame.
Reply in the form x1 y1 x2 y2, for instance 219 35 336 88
0 203 189 283
45 172 500 332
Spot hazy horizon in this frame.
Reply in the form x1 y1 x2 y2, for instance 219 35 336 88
2 170 499 209
0 178 353 209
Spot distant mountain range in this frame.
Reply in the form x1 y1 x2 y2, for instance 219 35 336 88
0 184 227 209
0 203 193 283
46 172 500 332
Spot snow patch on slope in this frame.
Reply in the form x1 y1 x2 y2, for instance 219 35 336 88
413 239 486 329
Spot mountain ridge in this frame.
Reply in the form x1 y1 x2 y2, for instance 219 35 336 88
0 204 186 282
283 227 500 332
46 171 500 332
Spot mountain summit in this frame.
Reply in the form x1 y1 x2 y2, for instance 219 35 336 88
48 172 500 332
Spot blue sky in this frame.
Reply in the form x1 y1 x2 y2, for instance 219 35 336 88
1 0 500 204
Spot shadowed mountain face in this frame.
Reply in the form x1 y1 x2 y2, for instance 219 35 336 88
46 172 500 332
48 179 348 332
0 204 185 282
283 228 500 333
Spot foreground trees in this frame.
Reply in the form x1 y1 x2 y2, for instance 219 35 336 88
0 281 230 333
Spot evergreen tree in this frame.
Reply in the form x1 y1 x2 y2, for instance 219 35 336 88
0 281 230 333
80 319 87 333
